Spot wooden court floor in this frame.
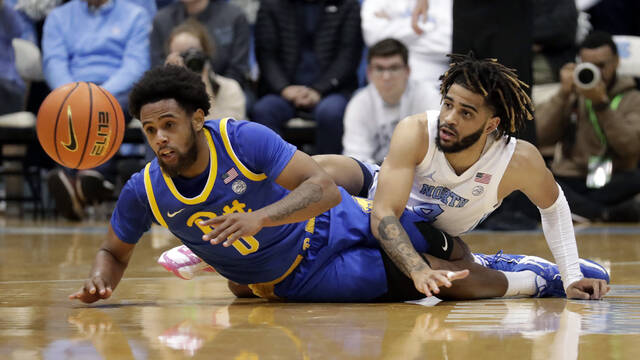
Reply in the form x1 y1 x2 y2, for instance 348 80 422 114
1 218 639 359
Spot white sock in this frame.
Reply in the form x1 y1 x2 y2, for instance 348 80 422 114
501 270 542 297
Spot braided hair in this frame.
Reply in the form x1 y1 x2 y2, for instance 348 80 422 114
439 53 534 142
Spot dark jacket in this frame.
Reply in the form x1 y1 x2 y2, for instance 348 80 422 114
150 0 250 86
255 0 363 96
533 0 577 81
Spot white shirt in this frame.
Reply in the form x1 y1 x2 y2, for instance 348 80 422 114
342 80 434 164
361 0 452 90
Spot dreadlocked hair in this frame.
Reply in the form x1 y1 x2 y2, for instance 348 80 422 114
439 53 534 142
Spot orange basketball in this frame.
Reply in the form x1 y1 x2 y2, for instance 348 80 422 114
36 82 125 170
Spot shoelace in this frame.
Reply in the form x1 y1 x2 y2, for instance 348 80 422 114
488 250 505 266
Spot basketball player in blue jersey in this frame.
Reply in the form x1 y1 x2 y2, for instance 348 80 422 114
312 54 610 300
70 65 497 304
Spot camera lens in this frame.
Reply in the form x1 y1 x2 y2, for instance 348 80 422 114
181 48 207 73
573 62 601 90
577 67 595 84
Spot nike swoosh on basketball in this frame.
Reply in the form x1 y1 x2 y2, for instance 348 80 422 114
61 105 78 151
167 208 185 217
441 232 448 251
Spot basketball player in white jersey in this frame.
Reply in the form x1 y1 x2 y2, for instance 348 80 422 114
315 53 610 300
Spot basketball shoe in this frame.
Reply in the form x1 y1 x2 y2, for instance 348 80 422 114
158 245 216 280
474 251 610 297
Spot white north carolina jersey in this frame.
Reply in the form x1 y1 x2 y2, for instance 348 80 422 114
371 110 517 236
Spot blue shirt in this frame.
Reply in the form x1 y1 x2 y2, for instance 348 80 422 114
42 0 151 104
111 119 304 284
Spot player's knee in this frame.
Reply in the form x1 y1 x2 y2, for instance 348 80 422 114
449 237 473 261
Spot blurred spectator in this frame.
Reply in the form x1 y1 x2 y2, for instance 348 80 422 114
42 0 152 221
585 0 640 36
0 0 28 114
150 0 250 88
532 0 578 84
342 38 433 164
361 0 451 110
252 0 363 155
165 18 246 120
42 0 151 113
536 31 640 222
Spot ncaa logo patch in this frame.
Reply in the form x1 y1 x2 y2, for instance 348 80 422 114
232 180 247 194
472 185 484 196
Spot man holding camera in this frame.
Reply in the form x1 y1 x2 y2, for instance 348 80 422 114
536 31 640 222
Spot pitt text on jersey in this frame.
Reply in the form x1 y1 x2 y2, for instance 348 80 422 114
186 199 259 256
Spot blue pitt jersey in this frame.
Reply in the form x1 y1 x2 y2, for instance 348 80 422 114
112 118 307 284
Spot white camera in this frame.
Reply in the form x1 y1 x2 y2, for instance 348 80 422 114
573 62 601 90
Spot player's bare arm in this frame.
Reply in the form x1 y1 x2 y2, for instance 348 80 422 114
200 150 342 246
69 224 135 303
500 140 610 299
372 114 467 296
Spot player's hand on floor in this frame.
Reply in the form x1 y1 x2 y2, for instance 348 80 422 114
566 278 610 300
411 268 469 297
69 277 113 303
199 212 264 247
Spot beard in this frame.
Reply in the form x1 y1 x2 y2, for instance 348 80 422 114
157 127 199 177
435 116 485 153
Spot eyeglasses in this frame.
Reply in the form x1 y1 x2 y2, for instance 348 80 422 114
370 65 406 76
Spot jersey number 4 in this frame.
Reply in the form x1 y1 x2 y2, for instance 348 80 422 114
412 203 444 222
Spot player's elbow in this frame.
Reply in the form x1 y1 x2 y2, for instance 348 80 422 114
315 173 342 208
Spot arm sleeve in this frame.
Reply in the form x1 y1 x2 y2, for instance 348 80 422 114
342 90 376 163
42 11 74 89
538 184 584 290
110 172 153 244
228 120 297 181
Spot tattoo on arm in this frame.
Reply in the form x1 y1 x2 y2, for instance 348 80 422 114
267 182 323 221
378 216 429 277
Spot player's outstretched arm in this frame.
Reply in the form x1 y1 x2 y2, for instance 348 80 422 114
69 224 135 304
504 141 610 300
372 115 462 296
200 150 342 246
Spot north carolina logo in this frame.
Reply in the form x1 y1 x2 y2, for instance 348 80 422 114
232 180 247 194
61 105 78 152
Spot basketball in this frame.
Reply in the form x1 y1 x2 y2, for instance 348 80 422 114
36 82 125 170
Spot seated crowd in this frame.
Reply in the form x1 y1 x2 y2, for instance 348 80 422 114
1 0 639 225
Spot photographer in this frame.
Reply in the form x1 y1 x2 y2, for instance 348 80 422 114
536 31 640 222
165 19 246 120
